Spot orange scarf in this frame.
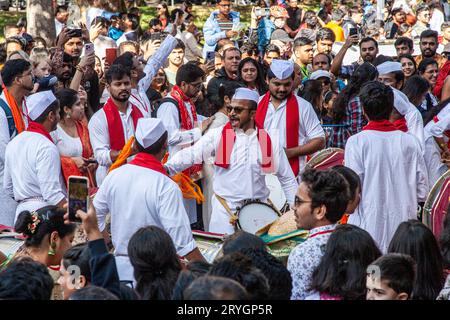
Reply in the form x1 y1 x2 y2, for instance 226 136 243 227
2 84 25 133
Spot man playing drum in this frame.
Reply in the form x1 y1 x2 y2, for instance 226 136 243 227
165 88 298 234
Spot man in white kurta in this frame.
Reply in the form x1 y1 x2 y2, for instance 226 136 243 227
257 59 325 179
3 91 66 222
93 118 200 282
423 103 450 188
345 82 428 253
165 88 298 234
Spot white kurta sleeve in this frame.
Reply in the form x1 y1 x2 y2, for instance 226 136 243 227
157 101 202 148
92 176 111 232
36 145 66 204
138 35 178 93
157 184 197 257
88 112 113 166
344 137 365 185
405 107 425 150
0 108 10 177
165 129 217 175
429 113 450 138
3 152 13 198
274 146 298 206
415 145 430 202
299 98 326 140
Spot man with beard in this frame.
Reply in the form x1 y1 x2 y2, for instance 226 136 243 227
293 37 314 80
165 88 298 234
0 59 35 226
330 36 378 79
164 39 186 86
207 47 241 113
257 59 325 180
3 91 67 222
385 7 406 39
88 65 145 186
415 30 446 69
157 63 214 225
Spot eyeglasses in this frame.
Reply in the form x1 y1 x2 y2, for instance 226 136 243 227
294 196 312 207
226 105 251 114
188 81 203 89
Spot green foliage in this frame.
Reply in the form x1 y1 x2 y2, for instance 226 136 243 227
0 11 26 42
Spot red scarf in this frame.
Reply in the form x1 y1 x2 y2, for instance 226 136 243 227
215 122 274 173
362 120 399 132
27 121 53 142
256 92 299 176
129 152 168 176
392 117 408 132
170 85 202 177
103 98 143 151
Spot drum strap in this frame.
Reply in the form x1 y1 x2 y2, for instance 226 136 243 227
214 194 239 228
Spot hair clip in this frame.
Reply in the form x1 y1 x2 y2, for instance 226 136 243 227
27 211 41 235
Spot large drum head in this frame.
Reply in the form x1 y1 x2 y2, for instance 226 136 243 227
265 174 287 211
238 202 279 235
306 148 345 171
423 170 450 239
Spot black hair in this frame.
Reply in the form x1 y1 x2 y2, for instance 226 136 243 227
135 131 168 155
313 52 332 65
440 206 450 269
323 90 337 105
55 4 68 15
112 51 135 72
0 42 6 65
368 253 416 297
170 8 184 24
62 243 92 283
359 37 378 49
92 16 109 29
299 79 323 114
129 7 141 16
420 29 438 42
293 36 314 50
239 248 292 300
332 62 378 123
237 57 268 95
69 286 119 300
300 169 351 223
418 57 438 74
311 224 381 299
403 75 429 110
391 7 404 17
124 13 140 30
332 165 361 200
265 44 281 55
175 63 205 86
208 252 269 300
0 58 31 87
388 220 444 300
0 257 53 300
174 38 186 51
15 206 76 247
359 81 394 121
105 64 131 84
33 99 60 124
316 27 336 43
55 88 78 119
149 18 162 28
184 275 249 300
216 81 244 113
240 42 258 56
128 226 182 300
416 3 430 15
171 260 211 300
395 37 413 50
222 230 267 255
398 54 417 73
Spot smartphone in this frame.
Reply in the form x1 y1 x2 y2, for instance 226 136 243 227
84 43 95 56
349 27 358 37
206 51 216 63
68 176 89 223
105 47 117 65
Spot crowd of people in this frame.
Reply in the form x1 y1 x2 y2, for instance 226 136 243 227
1 0 450 301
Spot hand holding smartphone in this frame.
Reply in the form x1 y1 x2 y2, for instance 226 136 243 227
105 48 117 66
68 176 89 223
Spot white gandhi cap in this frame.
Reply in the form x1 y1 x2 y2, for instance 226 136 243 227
26 91 57 121
376 61 402 75
135 118 167 148
232 87 260 104
270 59 294 80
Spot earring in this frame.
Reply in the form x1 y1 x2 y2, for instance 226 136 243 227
48 242 56 256
66 113 71 119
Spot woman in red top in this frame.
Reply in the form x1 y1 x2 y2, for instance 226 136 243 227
157 2 170 31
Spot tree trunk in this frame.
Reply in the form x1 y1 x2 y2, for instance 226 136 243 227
27 0 56 46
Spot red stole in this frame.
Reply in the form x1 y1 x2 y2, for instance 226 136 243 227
169 85 202 177
392 117 408 132
129 152 168 176
362 120 399 132
256 92 299 176
103 98 143 151
214 122 274 173
27 121 53 142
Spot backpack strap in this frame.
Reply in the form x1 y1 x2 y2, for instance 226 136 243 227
0 98 17 139
153 97 181 123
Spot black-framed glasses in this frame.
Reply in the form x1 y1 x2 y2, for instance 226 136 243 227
226 105 250 114
294 196 312 207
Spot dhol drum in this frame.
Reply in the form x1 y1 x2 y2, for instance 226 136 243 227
423 170 450 239
265 174 289 213
236 200 280 235
306 148 345 171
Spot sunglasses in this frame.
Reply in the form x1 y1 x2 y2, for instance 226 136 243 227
226 106 250 114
